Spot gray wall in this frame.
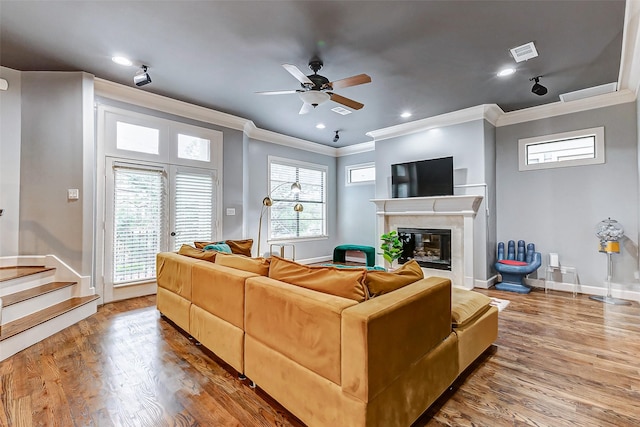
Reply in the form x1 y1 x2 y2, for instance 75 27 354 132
19 72 94 274
374 119 496 281
0 67 22 257
246 138 338 260
496 102 639 291
336 150 377 248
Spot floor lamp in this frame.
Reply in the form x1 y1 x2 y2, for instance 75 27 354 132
257 182 303 257
590 217 631 305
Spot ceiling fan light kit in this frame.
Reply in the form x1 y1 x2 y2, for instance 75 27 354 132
257 57 371 114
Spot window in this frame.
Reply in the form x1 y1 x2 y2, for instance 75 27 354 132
173 168 216 250
177 134 210 162
518 127 604 171
346 162 375 185
269 158 327 240
116 122 160 154
112 164 166 285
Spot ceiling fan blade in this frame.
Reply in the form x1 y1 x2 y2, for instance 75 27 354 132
283 64 313 85
329 93 364 110
255 90 300 95
299 102 313 115
330 74 372 90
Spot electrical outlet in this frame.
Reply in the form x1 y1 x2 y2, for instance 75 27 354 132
68 189 79 200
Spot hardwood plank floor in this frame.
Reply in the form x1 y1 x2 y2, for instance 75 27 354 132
1 289 638 426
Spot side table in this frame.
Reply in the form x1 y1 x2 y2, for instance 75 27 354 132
545 265 578 296
270 243 296 261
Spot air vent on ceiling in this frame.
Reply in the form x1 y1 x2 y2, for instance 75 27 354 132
559 82 617 102
510 42 538 62
331 106 352 115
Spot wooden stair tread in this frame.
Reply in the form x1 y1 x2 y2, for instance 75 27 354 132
0 266 54 282
2 281 77 307
0 295 99 342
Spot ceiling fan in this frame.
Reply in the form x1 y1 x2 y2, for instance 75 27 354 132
256 57 371 114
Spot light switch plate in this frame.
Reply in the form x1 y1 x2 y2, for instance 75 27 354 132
226 208 236 216
68 189 79 200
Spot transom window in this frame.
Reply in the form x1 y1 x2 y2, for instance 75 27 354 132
268 157 327 240
346 162 375 185
518 127 605 171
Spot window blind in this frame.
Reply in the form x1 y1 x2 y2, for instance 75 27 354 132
112 165 166 284
270 161 326 239
174 170 216 250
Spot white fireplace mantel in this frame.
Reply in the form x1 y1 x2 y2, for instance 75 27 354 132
372 195 483 290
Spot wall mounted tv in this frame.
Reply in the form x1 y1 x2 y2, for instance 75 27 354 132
391 156 454 198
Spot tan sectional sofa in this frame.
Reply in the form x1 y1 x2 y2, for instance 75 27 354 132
156 250 498 427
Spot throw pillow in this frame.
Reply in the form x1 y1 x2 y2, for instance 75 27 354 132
194 241 213 249
225 239 253 257
215 252 270 276
203 243 232 253
178 244 217 262
268 256 368 302
498 259 528 266
364 259 424 297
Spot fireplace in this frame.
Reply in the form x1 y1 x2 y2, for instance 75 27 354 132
398 228 451 270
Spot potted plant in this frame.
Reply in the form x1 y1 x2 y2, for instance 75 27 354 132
380 230 403 269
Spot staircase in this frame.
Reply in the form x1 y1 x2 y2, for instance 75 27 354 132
0 255 99 361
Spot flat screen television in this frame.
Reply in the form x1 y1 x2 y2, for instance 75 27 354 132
391 156 454 198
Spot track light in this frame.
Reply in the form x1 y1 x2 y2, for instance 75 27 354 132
134 65 152 87
530 76 547 96
333 130 340 143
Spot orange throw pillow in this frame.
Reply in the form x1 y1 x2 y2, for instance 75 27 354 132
268 256 368 302
194 239 253 257
215 252 270 276
178 244 217 262
365 260 424 297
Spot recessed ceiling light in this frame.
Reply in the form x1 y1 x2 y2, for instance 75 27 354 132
316 123 326 129
112 56 133 66
400 111 412 118
497 68 516 77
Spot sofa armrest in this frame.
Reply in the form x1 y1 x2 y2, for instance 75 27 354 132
341 276 452 402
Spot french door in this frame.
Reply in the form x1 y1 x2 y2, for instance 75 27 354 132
103 158 218 302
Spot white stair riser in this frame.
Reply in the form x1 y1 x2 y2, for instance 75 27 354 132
0 270 57 296
1 286 76 325
0 301 98 362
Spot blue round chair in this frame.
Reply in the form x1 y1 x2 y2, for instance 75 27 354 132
494 240 541 294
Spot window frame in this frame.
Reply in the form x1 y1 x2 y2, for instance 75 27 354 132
345 162 376 186
518 126 605 171
267 156 328 243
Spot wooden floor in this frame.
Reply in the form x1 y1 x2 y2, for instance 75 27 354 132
1 288 639 426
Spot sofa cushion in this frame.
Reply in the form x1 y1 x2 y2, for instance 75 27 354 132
177 244 217 262
268 256 368 302
451 288 492 327
203 243 232 253
215 252 270 276
364 260 424 297
225 239 253 257
195 239 254 256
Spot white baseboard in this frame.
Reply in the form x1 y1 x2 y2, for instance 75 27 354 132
474 275 498 289
523 278 640 302
295 256 332 265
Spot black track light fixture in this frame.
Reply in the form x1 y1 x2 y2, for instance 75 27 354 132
530 76 547 96
134 65 152 87
333 130 340 143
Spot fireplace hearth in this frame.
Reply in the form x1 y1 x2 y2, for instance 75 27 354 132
398 228 452 270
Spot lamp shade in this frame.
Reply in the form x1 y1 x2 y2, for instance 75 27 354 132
299 90 330 106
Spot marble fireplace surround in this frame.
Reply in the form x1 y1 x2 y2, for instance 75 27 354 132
372 195 483 290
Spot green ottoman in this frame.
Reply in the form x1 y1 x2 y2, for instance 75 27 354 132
333 245 376 267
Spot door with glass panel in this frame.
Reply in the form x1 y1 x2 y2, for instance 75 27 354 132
100 106 222 303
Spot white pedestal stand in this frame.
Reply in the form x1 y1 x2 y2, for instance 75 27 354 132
589 252 631 305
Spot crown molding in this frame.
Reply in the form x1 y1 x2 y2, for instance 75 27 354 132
243 122 337 157
495 89 637 127
94 78 248 131
618 0 640 96
336 140 375 156
365 104 503 142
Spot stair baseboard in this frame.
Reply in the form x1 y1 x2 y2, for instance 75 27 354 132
0 295 99 361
